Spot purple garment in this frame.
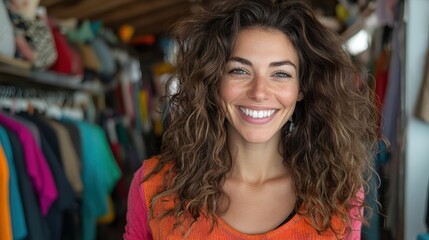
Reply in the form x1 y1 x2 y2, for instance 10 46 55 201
0 113 58 215
376 0 397 27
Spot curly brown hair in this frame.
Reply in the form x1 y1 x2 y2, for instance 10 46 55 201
145 0 378 237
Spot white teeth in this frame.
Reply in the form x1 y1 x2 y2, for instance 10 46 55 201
240 107 276 119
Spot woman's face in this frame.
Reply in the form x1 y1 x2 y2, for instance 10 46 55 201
220 28 303 144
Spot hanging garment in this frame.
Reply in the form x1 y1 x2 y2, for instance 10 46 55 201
133 85 143 133
44 119 83 196
139 89 152 133
0 126 27 240
60 121 82 158
62 119 121 240
0 113 58 215
53 121 82 240
9 114 41 146
0 143 13 240
18 113 77 240
384 2 405 236
374 48 391 127
376 0 396 27
6 129 50 240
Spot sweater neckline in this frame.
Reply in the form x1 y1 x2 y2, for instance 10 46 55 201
214 213 301 239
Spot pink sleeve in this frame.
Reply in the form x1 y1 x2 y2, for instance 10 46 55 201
344 189 364 240
124 164 153 240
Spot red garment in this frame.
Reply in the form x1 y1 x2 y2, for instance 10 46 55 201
49 21 73 74
374 48 390 129
109 143 127 199
124 157 363 239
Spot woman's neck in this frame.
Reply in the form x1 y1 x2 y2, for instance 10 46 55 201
227 133 287 185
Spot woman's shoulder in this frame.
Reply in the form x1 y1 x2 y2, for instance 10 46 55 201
141 155 174 178
138 156 174 196
142 155 161 174
129 156 164 194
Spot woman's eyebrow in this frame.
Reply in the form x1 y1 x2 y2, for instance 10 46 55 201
228 56 296 70
229 56 252 66
269 60 296 69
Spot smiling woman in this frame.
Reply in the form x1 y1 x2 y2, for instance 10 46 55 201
124 0 378 239
221 28 302 144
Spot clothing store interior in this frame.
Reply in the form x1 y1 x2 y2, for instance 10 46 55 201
0 0 428 239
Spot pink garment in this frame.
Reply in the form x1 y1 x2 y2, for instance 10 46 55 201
124 165 152 240
347 189 364 240
0 113 58 215
124 163 362 240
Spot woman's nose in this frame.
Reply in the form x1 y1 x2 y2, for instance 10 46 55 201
247 75 270 101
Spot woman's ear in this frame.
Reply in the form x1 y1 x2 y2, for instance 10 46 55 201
297 92 304 101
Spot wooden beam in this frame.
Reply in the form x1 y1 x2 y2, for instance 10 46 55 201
40 0 68 8
94 0 189 25
133 15 183 35
122 1 191 31
47 0 135 19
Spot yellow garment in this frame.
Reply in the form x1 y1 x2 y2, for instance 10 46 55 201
152 115 163 136
0 144 12 240
336 3 349 22
139 90 151 132
97 196 115 224
152 62 174 76
119 24 135 43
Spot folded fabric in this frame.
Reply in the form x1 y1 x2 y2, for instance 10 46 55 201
9 12 58 69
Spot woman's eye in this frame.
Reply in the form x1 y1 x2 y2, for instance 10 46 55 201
229 68 247 75
272 71 292 79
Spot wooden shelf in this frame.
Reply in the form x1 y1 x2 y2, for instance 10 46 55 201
0 64 111 94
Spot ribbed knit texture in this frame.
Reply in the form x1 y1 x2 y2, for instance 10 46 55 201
0 144 12 240
142 157 347 240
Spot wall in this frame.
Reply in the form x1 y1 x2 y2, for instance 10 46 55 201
405 0 429 239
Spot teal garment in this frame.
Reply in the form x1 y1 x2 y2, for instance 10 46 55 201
361 165 379 240
90 21 102 35
362 140 388 240
63 119 121 240
0 126 27 240
67 20 95 43
91 36 117 79
116 122 130 150
418 234 429 240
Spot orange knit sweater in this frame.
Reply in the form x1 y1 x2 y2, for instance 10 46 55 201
0 144 12 240
124 157 361 240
